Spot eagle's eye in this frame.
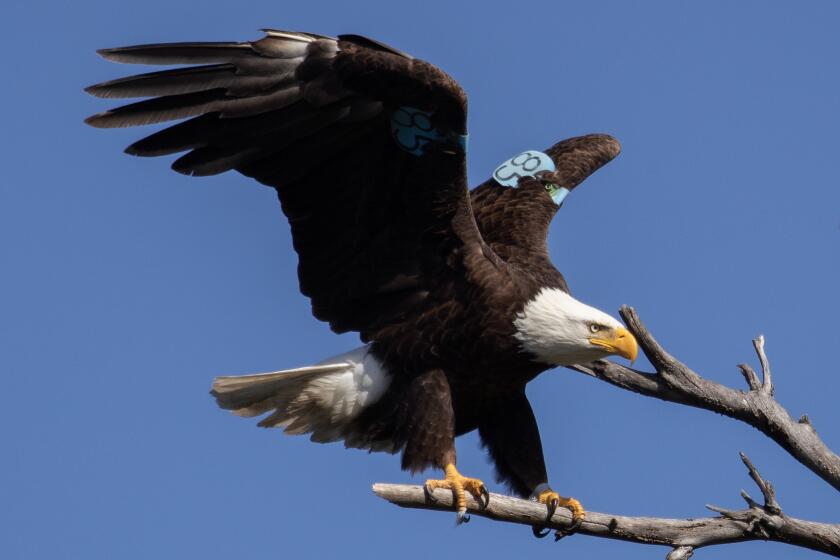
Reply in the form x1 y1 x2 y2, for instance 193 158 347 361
589 324 601 333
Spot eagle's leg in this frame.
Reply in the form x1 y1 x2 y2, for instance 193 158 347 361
424 463 489 523
477 393 585 537
400 369 488 523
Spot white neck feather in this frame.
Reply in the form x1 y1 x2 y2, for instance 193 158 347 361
513 287 623 365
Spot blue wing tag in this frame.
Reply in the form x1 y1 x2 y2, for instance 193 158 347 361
492 150 556 186
391 106 467 156
493 150 569 205
391 107 442 156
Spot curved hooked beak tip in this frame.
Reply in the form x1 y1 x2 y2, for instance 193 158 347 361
590 326 639 364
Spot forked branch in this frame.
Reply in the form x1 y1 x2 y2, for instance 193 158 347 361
572 306 840 492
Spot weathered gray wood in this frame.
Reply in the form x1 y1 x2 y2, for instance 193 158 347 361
373 453 840 557
569 306 840 493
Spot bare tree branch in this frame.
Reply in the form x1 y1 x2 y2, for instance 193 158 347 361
373 453 840 557
753 335 773 396
570 306 840 493
374 306 840 557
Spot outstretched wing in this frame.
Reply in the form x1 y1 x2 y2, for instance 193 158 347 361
86 30 501 340
470 134 621 291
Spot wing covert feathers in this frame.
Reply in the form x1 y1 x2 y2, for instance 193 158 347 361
542 133 621 191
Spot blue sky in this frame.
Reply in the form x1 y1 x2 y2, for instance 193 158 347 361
3 1 840 558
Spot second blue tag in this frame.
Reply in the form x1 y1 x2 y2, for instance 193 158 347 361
492 150 555 187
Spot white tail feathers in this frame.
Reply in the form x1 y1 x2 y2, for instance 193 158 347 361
210 346 390 443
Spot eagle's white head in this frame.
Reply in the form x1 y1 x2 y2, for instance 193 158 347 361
513 287 638 366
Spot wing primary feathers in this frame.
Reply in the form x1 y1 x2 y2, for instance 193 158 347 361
86 33 351 128
169 104 354 176
85 62 299 100
96 42 251 65
124 113 219 156
98 33 329 66
85 83 305 128
217 84 302 118
172 146 263 177
85 64 240 99
125 101 311 156
84 89 229 128
124 99 377 157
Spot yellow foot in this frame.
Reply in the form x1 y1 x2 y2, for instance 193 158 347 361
424 463 489 523
537 488 585 534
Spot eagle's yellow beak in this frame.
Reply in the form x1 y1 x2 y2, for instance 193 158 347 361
590 326 638 363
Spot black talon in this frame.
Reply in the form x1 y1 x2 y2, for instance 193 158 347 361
545 497 558 520
423 484 436 503
552 516 583 541
532 525 550 538
479 486 490 508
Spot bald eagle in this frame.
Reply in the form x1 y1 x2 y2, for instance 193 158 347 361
86 30 638 527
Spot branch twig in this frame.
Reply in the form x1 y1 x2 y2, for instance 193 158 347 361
569 306 840 492
373 453 840 557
